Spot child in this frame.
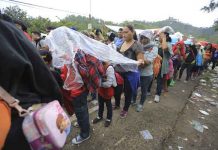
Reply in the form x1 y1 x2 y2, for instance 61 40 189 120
92 62 117 127
193 44 204 77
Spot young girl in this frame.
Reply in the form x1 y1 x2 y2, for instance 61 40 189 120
193 44 204 77
92 62 117 127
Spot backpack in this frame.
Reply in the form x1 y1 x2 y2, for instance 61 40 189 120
98 87 114 100
115 72 124 85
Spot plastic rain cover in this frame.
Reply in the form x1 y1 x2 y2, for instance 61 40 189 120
46 26 139 90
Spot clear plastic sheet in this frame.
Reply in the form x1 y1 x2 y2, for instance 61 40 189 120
158 26 175 34
46 26 139 90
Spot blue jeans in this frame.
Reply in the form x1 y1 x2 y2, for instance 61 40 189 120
133 75 153 105
72 91 90 138
156 72 163 96
114 84 123 107
123 76 132 111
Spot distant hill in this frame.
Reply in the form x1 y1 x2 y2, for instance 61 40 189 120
2 6 217 43
62 15 218 43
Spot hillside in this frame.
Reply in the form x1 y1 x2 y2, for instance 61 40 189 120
63 15 218 43
2 5 217 43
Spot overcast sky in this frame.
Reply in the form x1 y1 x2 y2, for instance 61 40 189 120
1 0 218 27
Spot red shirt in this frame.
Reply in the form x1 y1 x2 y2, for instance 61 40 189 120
23 31 32 41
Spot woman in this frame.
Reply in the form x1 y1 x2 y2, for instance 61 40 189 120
95 28 104 41
154 31 173 103
178 45 197 82
172 42 186 81
132 30 158 111
203 43 213 69
117 25 144 118
107 32 117 50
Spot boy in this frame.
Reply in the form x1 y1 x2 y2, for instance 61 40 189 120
92 62 117 127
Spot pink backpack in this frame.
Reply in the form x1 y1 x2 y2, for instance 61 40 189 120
22 100 71 150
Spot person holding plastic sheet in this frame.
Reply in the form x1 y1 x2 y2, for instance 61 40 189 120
95 28 105 42
106 32 124 110
132 30 158 112
117 25 144 118
107 32 117 50
0 15 62 150
178 45 197 82
154 28 173 103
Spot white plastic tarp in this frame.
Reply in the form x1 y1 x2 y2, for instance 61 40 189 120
105 25 158 35
46 26 139 90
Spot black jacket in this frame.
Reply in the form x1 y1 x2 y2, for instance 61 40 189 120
0 20 62 109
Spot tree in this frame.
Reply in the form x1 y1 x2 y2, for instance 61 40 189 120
2 6 28 22
201 0 218 12
28 16 53 33
201 0 218 31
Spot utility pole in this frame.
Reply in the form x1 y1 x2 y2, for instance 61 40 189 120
88 0 92 30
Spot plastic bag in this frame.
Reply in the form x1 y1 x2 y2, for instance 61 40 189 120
46 27 139 90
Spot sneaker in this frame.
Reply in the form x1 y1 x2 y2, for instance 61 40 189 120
154 95 160 103
170 80 175 86
92 117 102 124
73 121 79 128
113 105 120 110
147 92 151 96
184 80 188 83
120 110 128 118
136 104 143 112
72 134 90 145
104 119 111 127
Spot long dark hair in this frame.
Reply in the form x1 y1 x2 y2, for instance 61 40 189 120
125 25 137 40
190 45 198 56
133 32 138 41
126 24 134 33
164 32 172 42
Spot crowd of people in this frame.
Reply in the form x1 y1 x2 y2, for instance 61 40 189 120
0 13 218 150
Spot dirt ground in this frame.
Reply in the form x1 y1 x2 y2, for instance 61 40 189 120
63 68 218 150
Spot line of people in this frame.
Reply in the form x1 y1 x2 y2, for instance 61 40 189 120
1 13 218 149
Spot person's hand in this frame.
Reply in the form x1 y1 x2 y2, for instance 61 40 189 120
137 59 144 66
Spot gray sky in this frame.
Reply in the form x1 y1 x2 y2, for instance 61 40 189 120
1 0 218 27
